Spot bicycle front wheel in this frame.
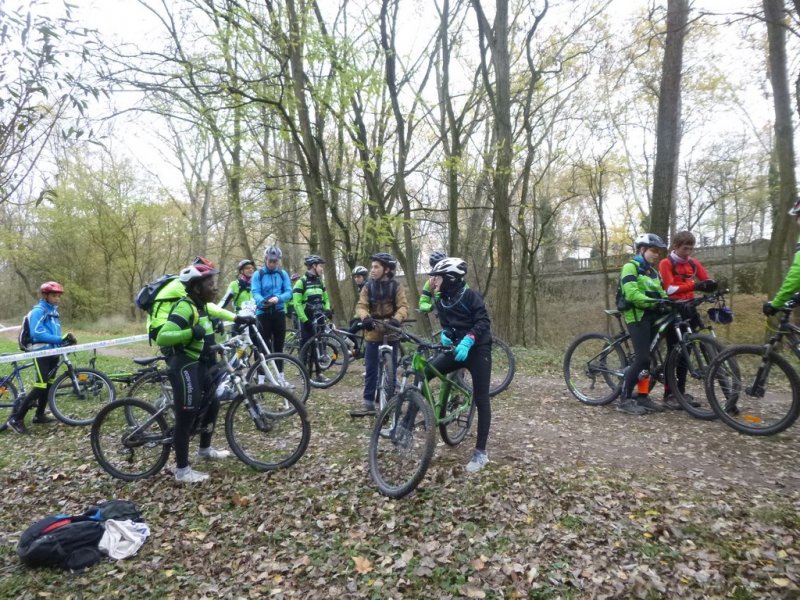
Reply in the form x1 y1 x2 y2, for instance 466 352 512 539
706 345 800 435
489 336 515 396
48 367 116 426
439 377 476 446
128 369 174 426
665 334 723 420
245 353 311 410
90 398 171 481
225 384 310 471
0 377 19 424
300 333 349 388
369 388 436 499
563 333 626 405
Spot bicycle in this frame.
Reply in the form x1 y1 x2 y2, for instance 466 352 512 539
298 312 350 388
90 336 311 481
563 292 728 417
0 357 35 426
431 328 515 397
368 325 476 498
704 292 800 435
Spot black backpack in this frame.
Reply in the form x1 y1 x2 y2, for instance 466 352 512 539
615 280 631 311
18 314 32 351
18 500 142 571
134 274 178 314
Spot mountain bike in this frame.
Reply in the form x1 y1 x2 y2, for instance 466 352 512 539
90 336 310 481
430 329 515 397
563 292 728 417
368 325 475 498
705 293 800 435
43 350 116 426
0 357 35 427
298 312 350 388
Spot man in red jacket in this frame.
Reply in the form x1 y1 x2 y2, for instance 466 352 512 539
658 231 717 409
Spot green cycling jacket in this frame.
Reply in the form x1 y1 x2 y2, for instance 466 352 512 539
770 237 800 308
148 277 234 334
620 258 667 324
155 297 212 360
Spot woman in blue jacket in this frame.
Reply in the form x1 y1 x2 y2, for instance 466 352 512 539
251 246 293 384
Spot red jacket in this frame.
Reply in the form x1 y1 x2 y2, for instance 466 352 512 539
658 256 711 301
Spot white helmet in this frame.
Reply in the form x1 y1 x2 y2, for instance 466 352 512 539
634 233 667 251
179 264 219 285
429 257 468 282
264 246 282 261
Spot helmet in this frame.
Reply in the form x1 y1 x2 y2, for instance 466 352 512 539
304 255 325 267
370 252 397 269
179 264 219 285
290 272 301 281
429 250 448 268
429 257 468 281
40 281 64 294
238 259 255 271
707 306 734 325
264 246 282 261
193 256 216 268
789 197 800 216
352 265 368 277
634 233 667 251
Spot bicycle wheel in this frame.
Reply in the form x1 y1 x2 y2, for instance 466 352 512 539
284 329 301 356
563 333 626 405
489 336 515 396
439 376 476 446
245 353 310 411
128 369 174 425
48 367 116 426
706 345 800 435
300 333 349 388
90 398 171 481
0 377 19 424
665 334 723 420
376 349 395 412
225 384 310 471
369 388 436 499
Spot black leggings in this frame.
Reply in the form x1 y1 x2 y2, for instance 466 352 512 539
622 313 659 400
258 309 287 357
167 353 221 469
427 343 492 452
13 355 59 421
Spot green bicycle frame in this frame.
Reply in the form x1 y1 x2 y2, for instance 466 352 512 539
409 349 473 425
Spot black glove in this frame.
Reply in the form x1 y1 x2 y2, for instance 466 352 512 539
695 279 717 293
325 310 333 319
62 333 77 345
387 318 401 328
192 324 206 340
653 301 671 315
362 317 375 331
211 317 225 334
763 301 778 317
234 315 257 326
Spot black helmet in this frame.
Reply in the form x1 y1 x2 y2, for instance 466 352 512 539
429 250 448 268
370 252 397 269
352 265 368 277
238 259 255 271
304 255 325 267
634 233 667 251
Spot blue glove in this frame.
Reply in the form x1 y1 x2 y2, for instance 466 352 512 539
454 335 475 362
439 331 453 347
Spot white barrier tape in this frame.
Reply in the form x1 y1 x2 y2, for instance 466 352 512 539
0 334 150 364
0 325 22 333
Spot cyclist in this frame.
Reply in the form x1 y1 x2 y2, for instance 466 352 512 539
419 250 448 313
251 246 293 386
353 252 409 416
658 231 717 409
347 265 369 339
764 198 800 317
156 264 255 483
427 258 492 473
293 255 331 382
618 233 669 416
286 272 302 330
219 259 256 312
5 282 77 434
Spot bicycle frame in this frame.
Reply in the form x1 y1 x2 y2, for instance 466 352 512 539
0 359 35 404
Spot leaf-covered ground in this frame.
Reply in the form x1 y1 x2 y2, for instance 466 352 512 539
1 360 799 599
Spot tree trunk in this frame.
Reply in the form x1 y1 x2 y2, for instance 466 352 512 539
650 0 689 241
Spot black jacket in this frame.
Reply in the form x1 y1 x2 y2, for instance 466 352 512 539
436 285 491 345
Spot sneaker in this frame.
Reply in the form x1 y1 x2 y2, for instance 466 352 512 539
465 449 489 473
662 394 682 410
175 467 209 483
636 396 666 413
277 373 295 390
313 375 330 385
6 417 30 434
349 403 376 417
616 398 646 416
32 414 56 424
197 447 230 460
681 393 702 408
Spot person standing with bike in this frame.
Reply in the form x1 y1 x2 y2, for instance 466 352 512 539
426 258 492 472
764 198 800 318
658 231 717 409
220 259 256 312
251 246 293 386
352 252 409 417
293 255 332 382
618 233 670 416
156 264 256 483
5 282 77 434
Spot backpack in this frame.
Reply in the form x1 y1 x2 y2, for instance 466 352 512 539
366 278 399 313
17 500 142 571
615 280 632 311
134 274 178 314
667 255 697 279
18 314 32 351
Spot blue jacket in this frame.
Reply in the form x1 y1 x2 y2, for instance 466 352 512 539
28 299 63 349
251 266 293 315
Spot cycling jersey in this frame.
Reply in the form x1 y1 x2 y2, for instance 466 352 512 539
620 256 667 324
252 266 292 315
27 299 63 349
220 277 253 312
770 237 800 308
292 272 330 323
155 296 214 361
148 278 234 335
658 254 711 300
419 279 435 313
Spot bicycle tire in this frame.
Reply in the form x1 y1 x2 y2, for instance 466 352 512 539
665 333 723 420
224 384 310 471
284 328 301 356
369 388 436 499
127 369 174 425
90 398 171 481
489 336 515 396
0 377 20 423
563 333 626 405
706 344 800 435
48 367 116 426
245 353 310 410
439 376 476 446
299 333 349 388
377 349 394 412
